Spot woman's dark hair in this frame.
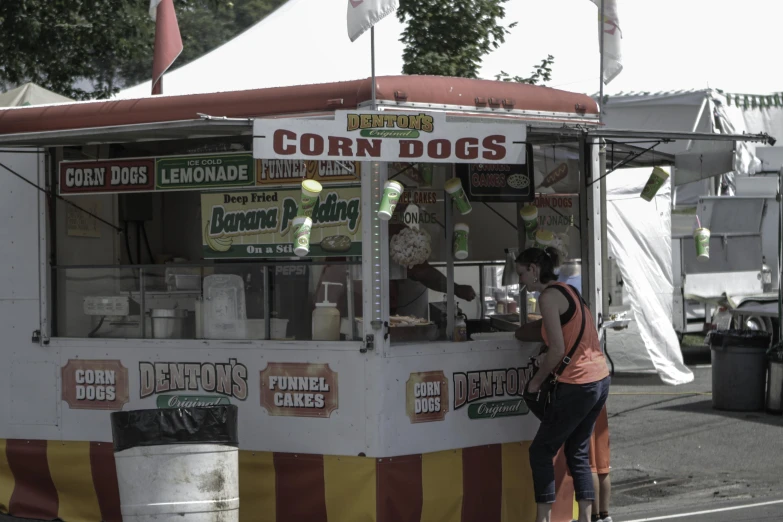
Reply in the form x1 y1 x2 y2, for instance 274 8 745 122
516 247 561 283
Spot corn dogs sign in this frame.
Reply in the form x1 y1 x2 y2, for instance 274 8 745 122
253 111 526 164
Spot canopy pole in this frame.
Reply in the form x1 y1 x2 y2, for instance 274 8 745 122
778 167 782 343
599 0 605 123
371 27 377 110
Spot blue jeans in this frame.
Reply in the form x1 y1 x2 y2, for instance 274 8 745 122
529 375 611 503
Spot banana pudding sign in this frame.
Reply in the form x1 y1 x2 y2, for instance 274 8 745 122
253 110 526 164
201 187 361 258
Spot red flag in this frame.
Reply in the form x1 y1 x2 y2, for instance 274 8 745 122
150 0 183 95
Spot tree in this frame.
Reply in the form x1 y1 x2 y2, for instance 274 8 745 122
0 0 150 99
495 54 555 86
0 0 286 100
396 0 554 85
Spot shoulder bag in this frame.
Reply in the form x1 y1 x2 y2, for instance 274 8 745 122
523 285 586 419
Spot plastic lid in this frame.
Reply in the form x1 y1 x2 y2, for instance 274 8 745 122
536 229 555 241
444 177 463 190
520 204 538 217
385 180 404 191
454 223 470 232
302 179 323 193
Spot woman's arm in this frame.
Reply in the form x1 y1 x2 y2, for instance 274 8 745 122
528 290 566 391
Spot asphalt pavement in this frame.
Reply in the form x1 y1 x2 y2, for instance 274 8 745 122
606 346 783 522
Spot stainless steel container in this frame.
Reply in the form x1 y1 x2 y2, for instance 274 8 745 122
148 309 190 339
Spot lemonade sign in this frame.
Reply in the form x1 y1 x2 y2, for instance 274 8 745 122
201 187 361 258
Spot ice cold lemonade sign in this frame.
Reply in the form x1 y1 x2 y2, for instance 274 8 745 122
260 363 338 418
61 360 129 410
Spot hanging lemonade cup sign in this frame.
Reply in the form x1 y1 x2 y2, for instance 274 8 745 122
445 177 472 215
379 180 404 220
640 167 670 202
298 179 323 218
292 216 313 257
453 223 470 260
694 227 710 261
520 204 538 240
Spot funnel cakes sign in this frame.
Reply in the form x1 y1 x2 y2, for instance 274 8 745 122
260 362 338 418
253 110 526 165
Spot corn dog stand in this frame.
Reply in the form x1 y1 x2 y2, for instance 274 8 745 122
0 77 773 522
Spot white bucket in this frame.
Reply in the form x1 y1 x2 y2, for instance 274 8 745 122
114 443 239 522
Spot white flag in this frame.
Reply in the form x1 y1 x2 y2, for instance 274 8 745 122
591 0 623 84
347 0 399 42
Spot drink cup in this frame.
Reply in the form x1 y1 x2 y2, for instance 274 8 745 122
419 163 433 187
534 229 555 250
640 167 670 202
694 227 710 261
293 216 313 257
445 177 472 215
520 204 539 240
453 223 470 260
298 180 322 218
378 180 404 220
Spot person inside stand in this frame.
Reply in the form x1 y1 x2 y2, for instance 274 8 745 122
514 246 610 522
589 405 612 522
313 201 476 320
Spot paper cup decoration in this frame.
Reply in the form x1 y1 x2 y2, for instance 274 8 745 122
445 177 472 215
378 180 404 220
292 216 313 257
694 227 710 261
520 204 539 240
640 167 669 202
453 223 469 260
298 180 323 218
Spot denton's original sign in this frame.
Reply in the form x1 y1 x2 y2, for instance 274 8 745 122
406 371 449 423
139 359 249 401
453 367 532 420
201 187 361 258
257 160 360 185
253 110 526 165
60 159 154 195
260 363 338 418
61 360 129 410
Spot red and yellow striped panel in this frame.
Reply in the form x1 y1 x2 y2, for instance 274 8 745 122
0 439 577 522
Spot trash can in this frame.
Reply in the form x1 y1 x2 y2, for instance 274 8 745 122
767 359 783 413
110 405 239 522
709 330 771 411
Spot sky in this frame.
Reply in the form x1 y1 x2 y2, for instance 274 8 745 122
475 0 783 96
119 0 783 99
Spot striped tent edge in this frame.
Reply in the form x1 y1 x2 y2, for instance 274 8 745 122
0 439 578 522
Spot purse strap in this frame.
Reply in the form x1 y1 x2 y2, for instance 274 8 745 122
548 284 587 378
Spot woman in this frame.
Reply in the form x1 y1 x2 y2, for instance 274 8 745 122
516 247 610 522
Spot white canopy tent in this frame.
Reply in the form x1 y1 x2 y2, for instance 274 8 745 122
605 167 693 384
0 83 72 107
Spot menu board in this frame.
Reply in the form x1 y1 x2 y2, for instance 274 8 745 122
455 163 535 203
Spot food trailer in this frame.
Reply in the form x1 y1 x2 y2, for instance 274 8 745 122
0 76 772 522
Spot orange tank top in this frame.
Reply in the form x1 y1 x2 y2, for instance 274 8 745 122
541 283 609 385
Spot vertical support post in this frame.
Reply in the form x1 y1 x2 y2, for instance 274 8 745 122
371 28 377 111
600 139 610 316
446 165 455 340
140 268 146 339
362 161 388 353
263 265 271 340
579 134 603 325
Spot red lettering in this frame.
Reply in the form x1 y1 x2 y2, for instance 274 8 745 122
273 129 297 155
356 138 382 157
427 139 451 159
399 140 423 158
301 133 324 156
328 136 353 157
482 135 506 160
455 137 479 160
